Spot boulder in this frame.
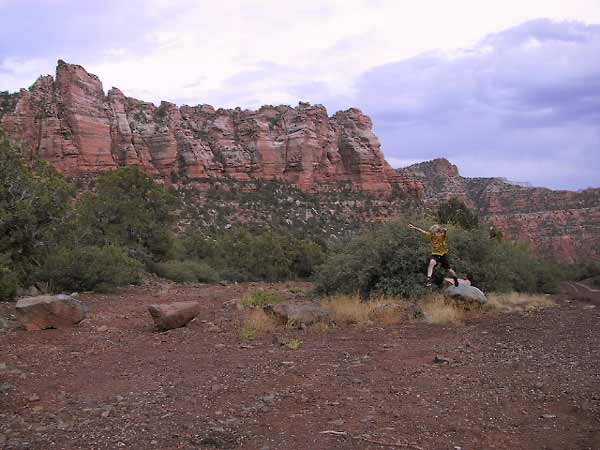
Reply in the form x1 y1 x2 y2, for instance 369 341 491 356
15 295 87 331
264 302 330 328
444 284 488 304
148 302 201 331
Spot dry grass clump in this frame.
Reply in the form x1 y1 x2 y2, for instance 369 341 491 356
321 294 406 327
240 308 278 340
486 292 555 313
309 321 333 333
420 293 464 326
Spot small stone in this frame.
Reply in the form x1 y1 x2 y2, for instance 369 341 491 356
0 363 6 370
116 395 124 402
98 325 109 332
150 440 158 445
260 394 275 403
434 355 451 364
328 418 345 427
29 394 40 402
540 414 557 419
0 383 13 394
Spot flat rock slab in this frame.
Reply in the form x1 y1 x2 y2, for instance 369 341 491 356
265 302 330 328
16 295 87 331
445 284 488 304
148 302 201 331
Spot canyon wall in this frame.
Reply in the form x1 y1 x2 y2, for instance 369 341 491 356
404 159 600 263
0 61 423 198
1 61 598 262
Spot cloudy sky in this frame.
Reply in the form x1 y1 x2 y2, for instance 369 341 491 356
1 0 599 190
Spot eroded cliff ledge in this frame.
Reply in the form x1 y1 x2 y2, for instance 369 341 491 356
404 158 600 263
0 60 423 198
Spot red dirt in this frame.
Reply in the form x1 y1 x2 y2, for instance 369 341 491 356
1 280 599 450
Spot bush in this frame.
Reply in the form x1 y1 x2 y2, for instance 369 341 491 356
241 290 284 308
36 245 142 293
314 221 430 298
175 228 325 282
437 197 479 230
74 167 176 263
0 133 73 288
152 260 220 283
0 255 19 301
315 220 562 298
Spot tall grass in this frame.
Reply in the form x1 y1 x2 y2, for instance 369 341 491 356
321 294 405 326
420 293 464 325
486 292 555 313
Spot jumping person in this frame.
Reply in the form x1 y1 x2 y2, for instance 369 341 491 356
408 223 459 287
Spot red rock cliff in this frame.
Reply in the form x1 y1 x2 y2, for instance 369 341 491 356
0 61 423 198
404 159 600 263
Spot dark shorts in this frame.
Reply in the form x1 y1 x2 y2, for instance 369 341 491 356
430 253 451 270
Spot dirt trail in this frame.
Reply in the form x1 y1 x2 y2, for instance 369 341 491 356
1 281 599 450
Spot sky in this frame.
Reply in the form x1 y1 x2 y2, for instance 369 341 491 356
1 0 599 190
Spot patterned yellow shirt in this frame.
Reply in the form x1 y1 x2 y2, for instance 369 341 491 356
425 232 448 256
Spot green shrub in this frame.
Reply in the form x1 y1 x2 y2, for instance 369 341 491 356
0 133 73 287
36 245 142 293
437 197 479 230
0 261 19 301
152 260 220 283
241 290 284 308
315 220 430 298
176 228 325 282
73 167 176 263
315 220 562 298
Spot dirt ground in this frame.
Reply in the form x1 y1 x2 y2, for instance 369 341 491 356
1 279 599 450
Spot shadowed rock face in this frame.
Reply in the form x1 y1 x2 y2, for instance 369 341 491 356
0 61 423 197
404 158 600 263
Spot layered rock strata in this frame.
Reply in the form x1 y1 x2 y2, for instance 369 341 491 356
0 60 423 197
404 159 600 263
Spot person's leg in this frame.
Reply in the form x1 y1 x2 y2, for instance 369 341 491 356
427 257 437 279
440 255 459 287
448 268 459 287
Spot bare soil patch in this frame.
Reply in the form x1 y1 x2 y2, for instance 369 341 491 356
1 280 599 450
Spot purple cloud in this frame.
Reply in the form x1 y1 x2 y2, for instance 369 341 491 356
354 19 600 189
0 0 157 64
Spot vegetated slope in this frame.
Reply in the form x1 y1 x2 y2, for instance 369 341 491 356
403 158 600 263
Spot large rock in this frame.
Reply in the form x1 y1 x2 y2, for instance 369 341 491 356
148 302 201 331
444 284 488 304
15 295 87 331
264 302 330 328
0 60 424 197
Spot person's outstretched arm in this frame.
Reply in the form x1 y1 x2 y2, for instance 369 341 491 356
408 223 429 234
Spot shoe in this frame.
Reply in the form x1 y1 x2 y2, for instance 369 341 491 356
453 277 459 287
426 279 432 287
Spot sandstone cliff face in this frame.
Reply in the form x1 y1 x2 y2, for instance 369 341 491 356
405 158 600 263
0 61 423 198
